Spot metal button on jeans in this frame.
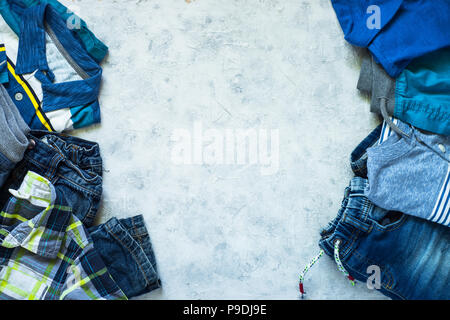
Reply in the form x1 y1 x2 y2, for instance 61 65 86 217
27 139 36 150
14 92 23 101
438 144 446 153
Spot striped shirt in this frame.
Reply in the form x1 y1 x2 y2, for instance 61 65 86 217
366 119 450 227
0 171 127 300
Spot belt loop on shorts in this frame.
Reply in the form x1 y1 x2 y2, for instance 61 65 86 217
342 213 371 233
71 145 79 165
43 152 65 181
342 201 372 233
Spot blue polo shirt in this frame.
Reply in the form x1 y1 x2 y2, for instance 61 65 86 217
0 3 102 132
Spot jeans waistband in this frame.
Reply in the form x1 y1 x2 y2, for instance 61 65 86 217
319 177 375 262
22 131 102 196
28 131 102 173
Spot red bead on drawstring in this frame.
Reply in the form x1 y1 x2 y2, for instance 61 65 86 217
299 282 305 298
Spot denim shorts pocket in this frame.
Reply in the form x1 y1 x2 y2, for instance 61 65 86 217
370 210 408 232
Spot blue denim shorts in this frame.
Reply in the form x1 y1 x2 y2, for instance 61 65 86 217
89 215 162 298
0 130 103 227
319 124 450 299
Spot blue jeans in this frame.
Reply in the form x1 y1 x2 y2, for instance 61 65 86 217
319 124 450 299
0 130 103 227
89 215 162 299
0 131 161 298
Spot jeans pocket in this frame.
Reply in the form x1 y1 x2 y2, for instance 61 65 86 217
371 211 407 232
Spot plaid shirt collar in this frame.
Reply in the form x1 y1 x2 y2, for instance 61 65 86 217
0 171 71 258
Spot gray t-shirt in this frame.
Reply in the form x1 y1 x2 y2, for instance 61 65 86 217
366 119 450 227
0 84 30 186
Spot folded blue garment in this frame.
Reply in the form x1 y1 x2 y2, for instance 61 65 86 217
0 0 108 63
330 0 450 77
395 48 450 135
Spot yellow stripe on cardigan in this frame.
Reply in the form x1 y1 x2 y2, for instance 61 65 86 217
6 62 52 131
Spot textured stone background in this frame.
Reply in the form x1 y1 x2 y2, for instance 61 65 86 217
67 0 386 299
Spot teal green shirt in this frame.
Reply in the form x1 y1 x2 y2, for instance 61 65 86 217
395 48 450 135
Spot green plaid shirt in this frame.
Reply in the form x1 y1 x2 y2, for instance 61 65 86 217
0 171 127 300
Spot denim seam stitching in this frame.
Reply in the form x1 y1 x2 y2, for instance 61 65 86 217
55 172 101 197
343 229 359 258
371 214 408 233
352 249 394 289
340 217 359 259
342 198 404 293
45 154 59 180
104 223 150 285
364 199 374 233
351 248 405 298
362 199 369 221
341 214 372 259
22 156 102 197
83 200 96 223
49 140 68 164
46 155 58 180
71 147 76 163
65 159 101 183
340 195 373 258
342 213 371 233
131 217 144 244
338 206 357 258
48 141 100 184
359 250 397 291
49 155 63 180
344 260 405 300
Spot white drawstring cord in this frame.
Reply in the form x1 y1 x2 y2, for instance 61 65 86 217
299 239 355 298
334 239 356 286
298 249 324 298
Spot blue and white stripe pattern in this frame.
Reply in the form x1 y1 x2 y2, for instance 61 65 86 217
429 165 450 226
378 117 399 145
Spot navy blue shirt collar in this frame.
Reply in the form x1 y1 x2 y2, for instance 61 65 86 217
15 3 102 109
